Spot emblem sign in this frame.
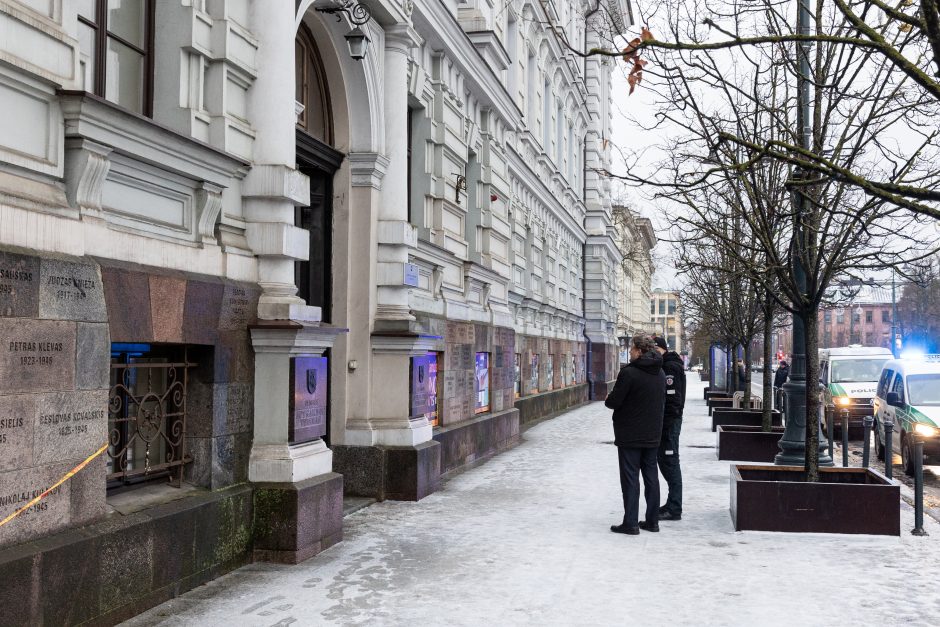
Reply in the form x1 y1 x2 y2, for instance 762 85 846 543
289 356 328 443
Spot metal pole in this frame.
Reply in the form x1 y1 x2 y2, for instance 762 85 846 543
841 408 849 467
827 410 835 460
774 0 831 466
884 419 894 480
892 270 899 358
913 436 928 536
862 414 873 468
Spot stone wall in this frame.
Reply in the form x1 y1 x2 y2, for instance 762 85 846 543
0 249 110 549
0 250 259 551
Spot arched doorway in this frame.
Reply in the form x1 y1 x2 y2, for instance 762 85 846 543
294 23 343 323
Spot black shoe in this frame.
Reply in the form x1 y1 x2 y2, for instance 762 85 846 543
639 520 660 532
658 506 669 515
610 524 640 535
659 511 682 521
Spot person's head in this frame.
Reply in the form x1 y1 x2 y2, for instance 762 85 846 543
630 333 656 361
779 360 788 368
653 336 668 355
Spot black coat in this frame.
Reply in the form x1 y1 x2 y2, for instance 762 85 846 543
774 365 789 388
605 351 666 448
662 351 686 428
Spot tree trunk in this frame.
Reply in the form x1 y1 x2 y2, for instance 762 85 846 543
804 310 821 482
762 303 774 431
743 342 752 408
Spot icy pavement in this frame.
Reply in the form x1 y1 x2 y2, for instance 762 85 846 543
125 381 940 627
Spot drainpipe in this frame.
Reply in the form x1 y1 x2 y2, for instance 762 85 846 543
582 241 594 400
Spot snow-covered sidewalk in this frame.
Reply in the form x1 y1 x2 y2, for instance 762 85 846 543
125 380 940 626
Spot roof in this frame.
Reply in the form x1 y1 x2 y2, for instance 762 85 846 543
819 346 893 358
882 357 940 376
823 282 895 306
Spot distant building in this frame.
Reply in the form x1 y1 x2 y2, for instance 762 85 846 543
819 283 896 349
613 206 656 342
651 288 685 355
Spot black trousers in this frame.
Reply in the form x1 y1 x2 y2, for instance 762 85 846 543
658 419 683 515
617 445 660 527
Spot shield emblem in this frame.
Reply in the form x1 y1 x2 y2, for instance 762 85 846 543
665 375 674 386
306 368 317 395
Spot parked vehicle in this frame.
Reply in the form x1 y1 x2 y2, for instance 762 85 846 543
873 356 940 476
819 346 893 438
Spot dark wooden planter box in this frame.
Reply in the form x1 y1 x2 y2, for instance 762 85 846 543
712 408 782 432
707 398 734 415
716 425 785 462
730 465 900 535
705 390 728 401
703 386 711 399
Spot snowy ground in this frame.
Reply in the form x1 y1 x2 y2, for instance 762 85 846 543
125 380 940 627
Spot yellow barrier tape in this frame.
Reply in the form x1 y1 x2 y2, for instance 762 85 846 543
0 442 108 529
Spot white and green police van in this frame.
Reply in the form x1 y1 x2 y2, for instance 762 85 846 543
819 346 893 438
873 355 940 476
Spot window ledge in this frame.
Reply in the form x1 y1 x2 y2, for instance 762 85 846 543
106 481 207 516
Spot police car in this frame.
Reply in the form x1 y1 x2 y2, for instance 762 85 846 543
873 354 940 476
819 346 892 438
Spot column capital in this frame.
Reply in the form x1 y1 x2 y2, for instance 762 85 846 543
384 23 422 52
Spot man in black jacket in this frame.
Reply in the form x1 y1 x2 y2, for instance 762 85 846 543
655 336 686 521
605 333 666 535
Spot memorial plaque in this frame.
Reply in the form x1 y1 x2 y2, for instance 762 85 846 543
0 251 39 318
0 318 76 393
38 258 107 322
289 356 328 444
474 352 490 413
34 390 108 464
0 463 72 548
219 282 257 330
410 353 439 425
0 395 36 471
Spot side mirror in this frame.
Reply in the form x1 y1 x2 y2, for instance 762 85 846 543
886 391 903 407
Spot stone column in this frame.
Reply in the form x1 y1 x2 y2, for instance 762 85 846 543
374 25 421 327
243 0 317 323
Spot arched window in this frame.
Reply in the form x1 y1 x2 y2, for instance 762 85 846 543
295 23 333 145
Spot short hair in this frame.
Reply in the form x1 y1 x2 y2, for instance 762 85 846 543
631 333 656 353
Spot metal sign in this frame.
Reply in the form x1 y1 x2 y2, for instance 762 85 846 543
289 356 328 443
403 263 420 287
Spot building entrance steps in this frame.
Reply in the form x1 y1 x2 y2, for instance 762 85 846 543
125 380 940 626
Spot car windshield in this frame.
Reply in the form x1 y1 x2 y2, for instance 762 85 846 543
907 374 940 406
830 358 889 383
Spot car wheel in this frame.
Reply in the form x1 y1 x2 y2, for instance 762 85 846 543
902 435 916 477
874 423 885 461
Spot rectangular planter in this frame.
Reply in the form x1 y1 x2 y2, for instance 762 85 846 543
705 390 729 400
703 386 711 400
730 465 900 535
707 398 734 415
712 408 782 432
716 425 785 462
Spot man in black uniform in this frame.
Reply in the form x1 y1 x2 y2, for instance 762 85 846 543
655 336 686 521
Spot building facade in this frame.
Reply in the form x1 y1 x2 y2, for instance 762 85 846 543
650 287 685 355
612 204 655 342
0 0 627 621
819 283 895 349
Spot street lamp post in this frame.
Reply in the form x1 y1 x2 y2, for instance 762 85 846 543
775 0 832 466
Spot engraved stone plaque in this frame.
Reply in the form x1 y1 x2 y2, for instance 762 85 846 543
219 282 257 331
34 390 108 464
289 356 328 444
0 395 36 472
39 258 107 322
0 319 76 393
0 463 72 549
0 251 39 318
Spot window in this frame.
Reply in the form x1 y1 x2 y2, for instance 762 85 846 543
296 23 333 144
882 310 890 323
108 343 194 489
474 352 490 414
659 300 666 315
650 301 655 314
878 369 893 398
865 310 873 323
668 299 677 315
836 313 844 324
78 0 155 116
410 353 440 426
891 373 905 403
824 310 832 323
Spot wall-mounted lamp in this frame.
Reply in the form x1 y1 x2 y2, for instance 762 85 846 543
313 0 372 60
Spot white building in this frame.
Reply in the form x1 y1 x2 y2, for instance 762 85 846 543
0 0 629 620
651 287 685 355
612 205 656 341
